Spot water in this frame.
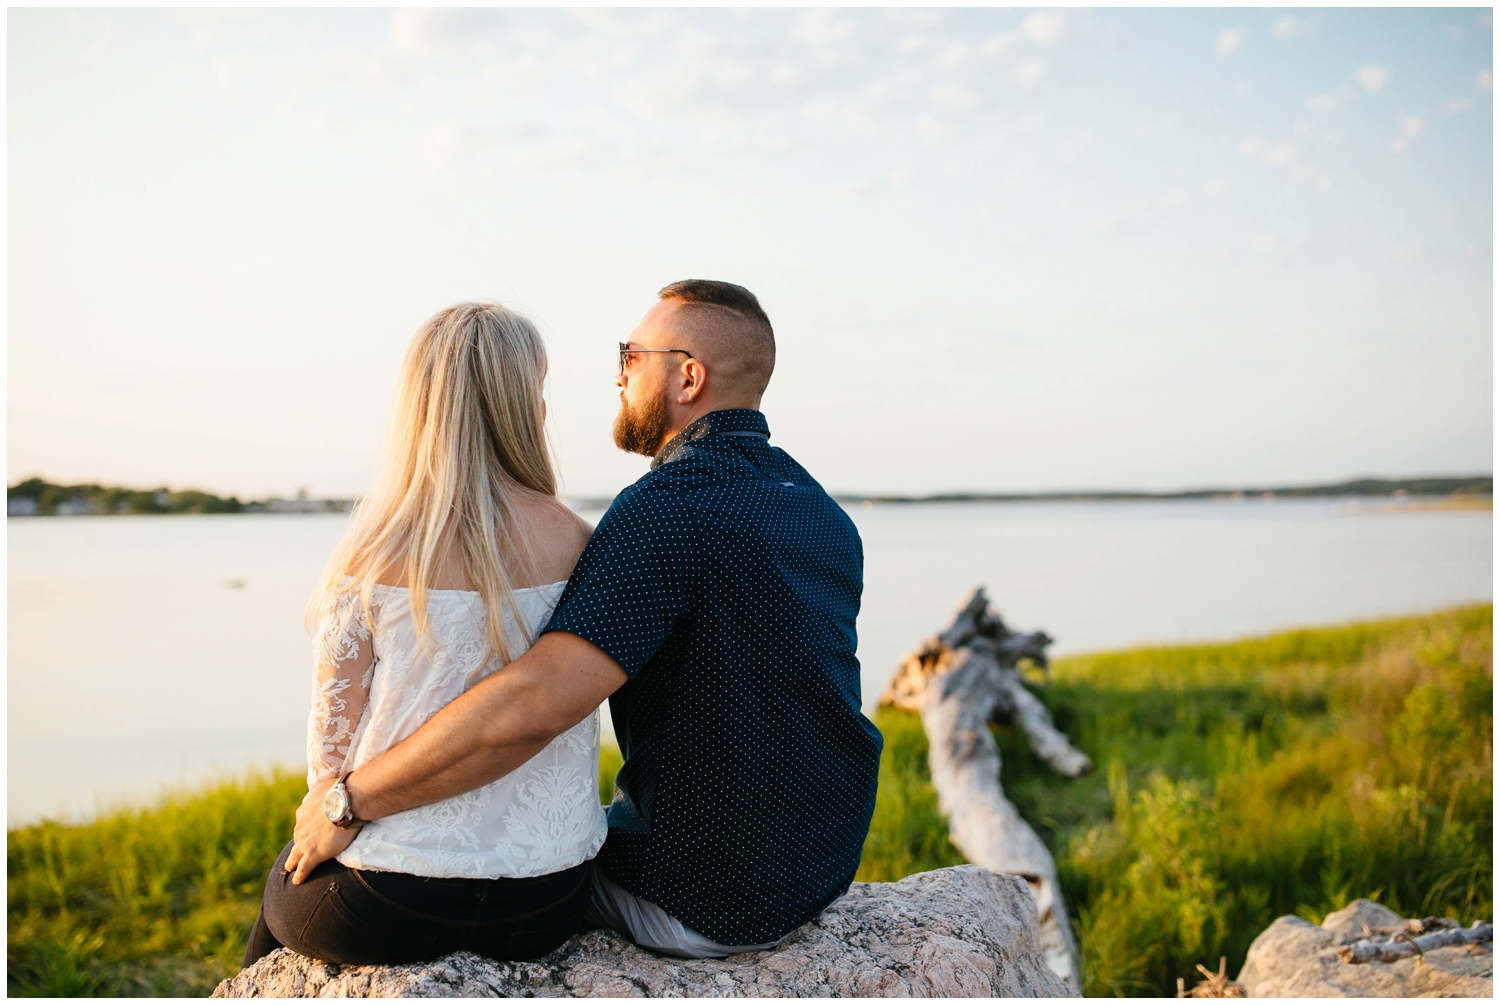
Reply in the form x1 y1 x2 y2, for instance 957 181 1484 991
8 499 1490 825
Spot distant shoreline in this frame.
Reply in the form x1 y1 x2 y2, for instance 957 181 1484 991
830 475 1492 506
9 474 1492 517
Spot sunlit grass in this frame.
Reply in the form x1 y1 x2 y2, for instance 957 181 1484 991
9 606 1490 996
858 603 1492 996
7 769 305 996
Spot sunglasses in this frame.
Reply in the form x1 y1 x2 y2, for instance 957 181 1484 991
618 342 694 375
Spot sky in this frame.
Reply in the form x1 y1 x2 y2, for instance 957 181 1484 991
8 7 1493 499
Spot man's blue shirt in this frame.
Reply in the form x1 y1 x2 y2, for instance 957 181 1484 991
543 409 882 946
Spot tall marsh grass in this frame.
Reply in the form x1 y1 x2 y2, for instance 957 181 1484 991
9 606 1490 996
858 603 1492 995
7 770 305 996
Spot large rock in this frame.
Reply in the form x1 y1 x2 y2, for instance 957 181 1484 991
1237 899 1492 998
214 865 1076 998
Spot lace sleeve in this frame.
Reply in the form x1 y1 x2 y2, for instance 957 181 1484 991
306 590 376 787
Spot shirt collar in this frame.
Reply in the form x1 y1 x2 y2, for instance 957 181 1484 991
652 409 771 469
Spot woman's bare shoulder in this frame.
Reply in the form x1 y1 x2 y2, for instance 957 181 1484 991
511 491 593 587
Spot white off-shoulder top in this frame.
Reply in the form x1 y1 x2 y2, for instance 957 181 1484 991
306 581 607 879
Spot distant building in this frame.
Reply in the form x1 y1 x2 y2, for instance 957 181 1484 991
267 497 321 513
8 496 38 517
54 497 97 516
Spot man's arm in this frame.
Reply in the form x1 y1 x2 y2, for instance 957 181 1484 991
286 630 627 883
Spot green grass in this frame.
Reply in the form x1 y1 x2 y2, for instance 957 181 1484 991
857 603 1492 996
7 769 305 996
10 606 1491 996
8 755 628 996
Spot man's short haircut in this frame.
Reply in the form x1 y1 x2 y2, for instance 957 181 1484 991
657 280 776 396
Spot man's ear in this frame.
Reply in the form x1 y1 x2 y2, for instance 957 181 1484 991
677 359 708 404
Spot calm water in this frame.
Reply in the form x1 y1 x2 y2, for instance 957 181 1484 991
8 499 1491 824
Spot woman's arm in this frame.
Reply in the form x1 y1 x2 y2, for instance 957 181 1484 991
306 591 376 786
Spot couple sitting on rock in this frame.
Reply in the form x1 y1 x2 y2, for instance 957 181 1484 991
243 281 884 968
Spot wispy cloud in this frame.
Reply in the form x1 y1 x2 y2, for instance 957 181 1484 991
1356 63 1391 93
1239 132 1332 190
1216 28 1245 57
1014 59 1047 89
1021 10 1067 47
1309 84 1354 113
1391 114 1425 153
1272 14 1319 39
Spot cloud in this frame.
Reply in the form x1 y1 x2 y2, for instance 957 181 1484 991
795 9 853 52
983 31 1019 55
1356 63 1390 93
889 169 915 192
1204 179 1228 196
937 43 966 69
1272 14 1319 39
1216 28 1245 57
1013 59 1047 89
931 83 977 112
1158 189 1188 209
916 113 947 145
387 8 445 54
1239 135 1332 189
1442 96 1476 116
1391 114 1425 153
1022 10 1067 46
1478 69 1493 93
1308 83 1353 113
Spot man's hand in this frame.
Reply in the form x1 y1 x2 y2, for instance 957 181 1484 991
285 777 362 884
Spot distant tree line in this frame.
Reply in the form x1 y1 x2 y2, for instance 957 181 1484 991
836 475 1493 505
7 478 247 516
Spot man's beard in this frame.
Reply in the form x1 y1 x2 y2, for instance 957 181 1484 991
613 388 671 457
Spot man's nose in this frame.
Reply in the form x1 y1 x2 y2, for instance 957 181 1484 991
615 371 627 390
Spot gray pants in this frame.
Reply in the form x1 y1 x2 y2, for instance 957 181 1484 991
584 865 782 959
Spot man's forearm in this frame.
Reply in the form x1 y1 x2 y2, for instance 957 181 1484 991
344 631 626 821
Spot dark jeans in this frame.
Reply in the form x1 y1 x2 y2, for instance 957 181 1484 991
243 841 593 968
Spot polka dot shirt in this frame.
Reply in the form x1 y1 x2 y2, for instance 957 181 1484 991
543 409 883 947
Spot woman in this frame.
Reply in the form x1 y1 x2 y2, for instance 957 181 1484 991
242 301 604 968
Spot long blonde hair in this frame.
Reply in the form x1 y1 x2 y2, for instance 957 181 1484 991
308 300 555 665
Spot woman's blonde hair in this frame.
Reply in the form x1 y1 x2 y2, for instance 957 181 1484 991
307 300 555 665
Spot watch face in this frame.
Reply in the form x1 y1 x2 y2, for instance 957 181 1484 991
323 784 349 822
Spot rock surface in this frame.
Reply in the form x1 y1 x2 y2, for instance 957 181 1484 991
214 866 1076 998
1237 899 1492 998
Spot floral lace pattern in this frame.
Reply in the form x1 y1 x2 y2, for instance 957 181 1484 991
307 591 374 783
306 581 607 879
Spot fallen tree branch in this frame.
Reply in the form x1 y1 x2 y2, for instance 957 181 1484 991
882 587 1090 988
1338 921 1493 964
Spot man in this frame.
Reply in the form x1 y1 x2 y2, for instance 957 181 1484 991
287 279 882 958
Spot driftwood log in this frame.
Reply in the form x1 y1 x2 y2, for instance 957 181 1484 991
879 588 1090 988
1237 898 1493 996
1338 920 1493 964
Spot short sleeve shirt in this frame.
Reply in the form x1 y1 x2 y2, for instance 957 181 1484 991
543 409 882 947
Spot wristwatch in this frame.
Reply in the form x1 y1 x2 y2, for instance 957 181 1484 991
323 777 363 829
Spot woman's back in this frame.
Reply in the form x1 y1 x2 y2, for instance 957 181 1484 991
311 585 605 879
